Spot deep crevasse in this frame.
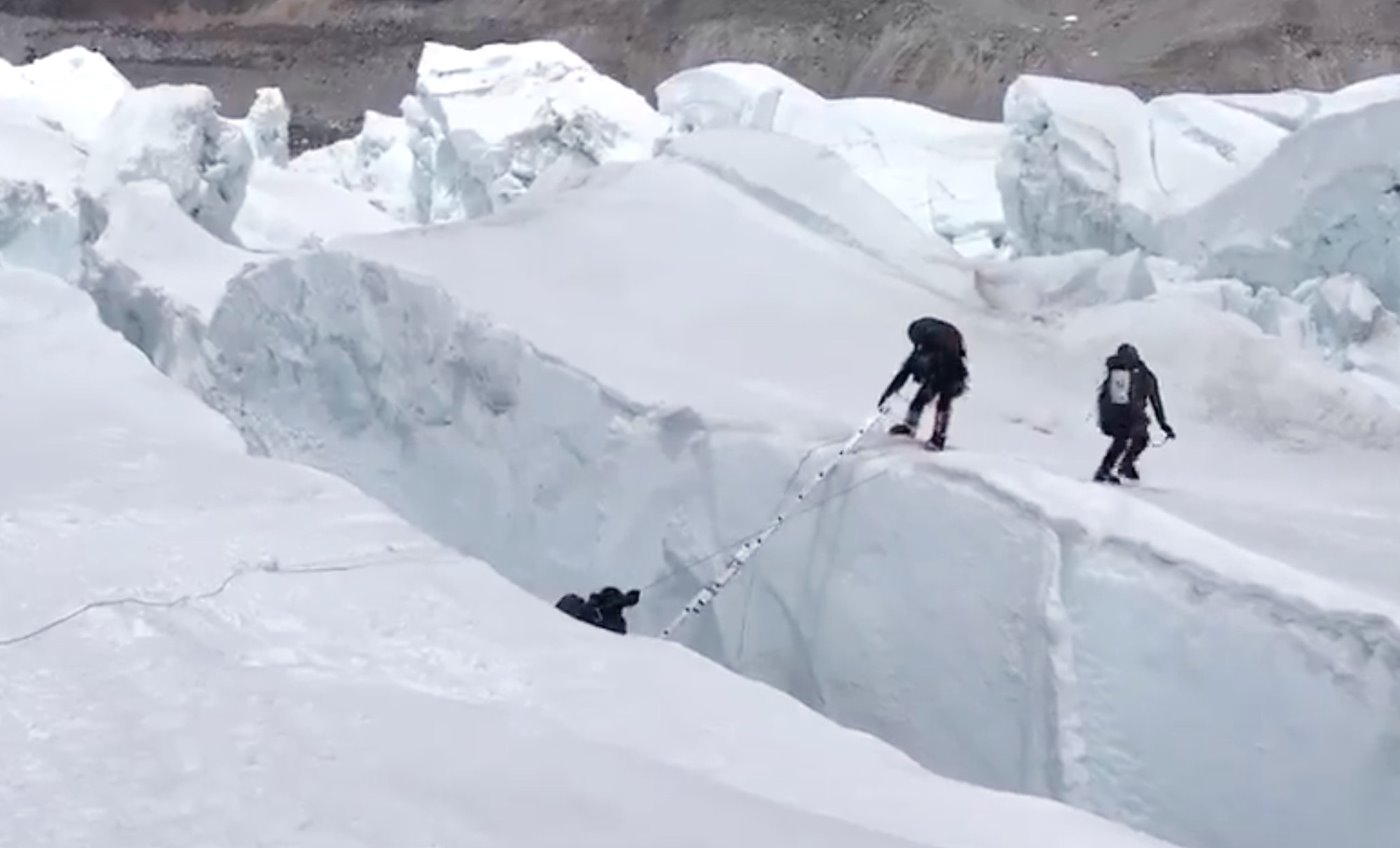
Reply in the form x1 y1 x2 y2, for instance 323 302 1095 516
85 247 1400 848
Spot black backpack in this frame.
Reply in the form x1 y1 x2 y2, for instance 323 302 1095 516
908 317 965 357
555 593 598 625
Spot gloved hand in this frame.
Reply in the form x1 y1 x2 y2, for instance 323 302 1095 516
877 391 892 409
1162 424 1176 440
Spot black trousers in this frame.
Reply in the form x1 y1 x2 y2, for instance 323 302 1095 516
1099 417 1150 472
904 379 966 441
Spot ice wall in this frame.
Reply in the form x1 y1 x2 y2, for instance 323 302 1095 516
999 72 1400 320
0 102 90 280
997 76 1285 257
1159 98 1400 311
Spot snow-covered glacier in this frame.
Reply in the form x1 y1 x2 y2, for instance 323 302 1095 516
8 37 1400 848
76 109 1400 848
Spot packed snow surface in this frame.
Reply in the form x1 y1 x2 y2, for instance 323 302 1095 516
8 38 1400 848
0 265 1189 848
658 62 1008 248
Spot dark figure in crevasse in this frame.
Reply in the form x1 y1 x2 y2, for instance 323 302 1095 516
878 316 969 451
555 586 641 634
1094 343 1175 484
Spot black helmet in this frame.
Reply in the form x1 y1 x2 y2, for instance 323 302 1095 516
1116 343 1140 363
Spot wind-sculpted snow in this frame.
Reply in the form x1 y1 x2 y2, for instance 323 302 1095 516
658 62 1008 250
5 263 1192 848
83 84 252 240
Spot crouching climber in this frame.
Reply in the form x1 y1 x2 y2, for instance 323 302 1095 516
877 316 969 451
555 586 641 634
1094 342 1175 483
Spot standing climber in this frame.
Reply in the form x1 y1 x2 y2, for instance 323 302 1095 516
1093 342 1175 483
877 316 969 451
555 586 642 634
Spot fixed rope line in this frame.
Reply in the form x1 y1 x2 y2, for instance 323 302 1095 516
657 405 891 639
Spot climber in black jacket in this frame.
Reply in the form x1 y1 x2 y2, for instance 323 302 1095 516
1094 343 1175 483
555 586 641 634
878 316 969 451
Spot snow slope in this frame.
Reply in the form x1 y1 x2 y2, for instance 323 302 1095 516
74 115 1400 848
0 264 1187 848
658 61 1008 249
